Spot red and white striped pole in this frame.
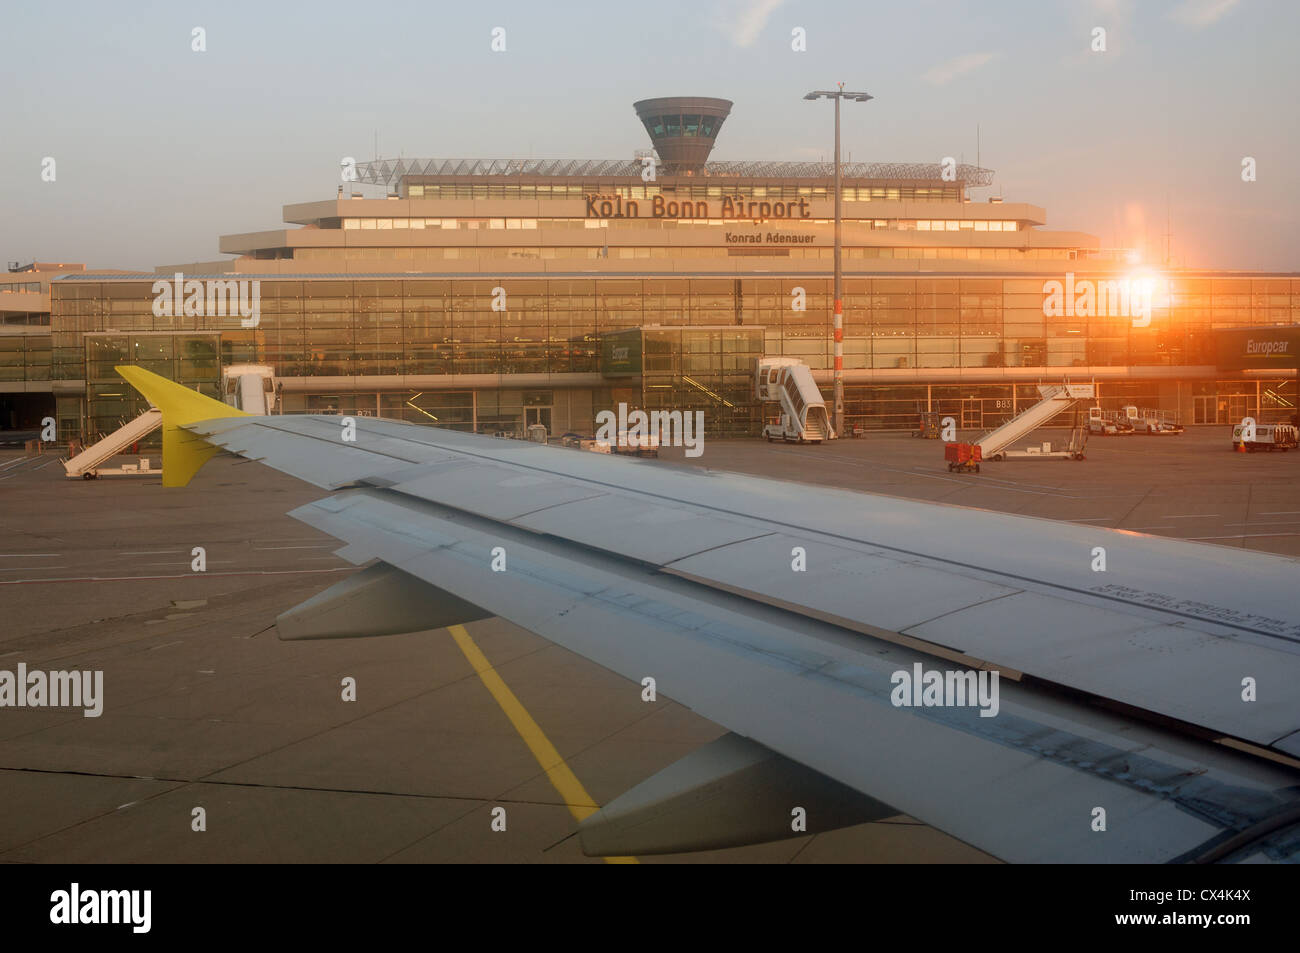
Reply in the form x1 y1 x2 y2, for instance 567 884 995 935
832 84 844 437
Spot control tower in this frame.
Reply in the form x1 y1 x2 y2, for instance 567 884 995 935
632 97 733 173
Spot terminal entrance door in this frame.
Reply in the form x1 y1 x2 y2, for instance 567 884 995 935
1226 394 1250 424
525 406 551 433
521 390 552 437
961 399 981 430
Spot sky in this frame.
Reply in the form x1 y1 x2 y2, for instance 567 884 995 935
1 0 1296 271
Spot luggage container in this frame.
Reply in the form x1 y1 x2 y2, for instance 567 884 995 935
944 442 982 473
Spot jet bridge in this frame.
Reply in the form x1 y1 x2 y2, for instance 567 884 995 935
975 383 1093 461
62 408 162 479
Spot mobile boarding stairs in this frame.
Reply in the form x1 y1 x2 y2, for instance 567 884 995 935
61 365 278 480
61 409 162 479
946 383 1093 470
755 357 833 444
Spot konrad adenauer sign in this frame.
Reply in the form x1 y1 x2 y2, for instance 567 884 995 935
725 232 816 245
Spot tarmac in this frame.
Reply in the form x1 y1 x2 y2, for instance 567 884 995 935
0 424 1294 863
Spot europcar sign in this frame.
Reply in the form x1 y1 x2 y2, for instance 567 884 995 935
1216 327 1300 370
601 329 642 376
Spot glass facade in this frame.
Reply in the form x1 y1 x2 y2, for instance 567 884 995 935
602 326 765 436
34 274 1300 438
0 333 52 382
294 246 1075 263
337 217 1021 232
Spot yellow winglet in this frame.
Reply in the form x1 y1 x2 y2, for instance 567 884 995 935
115 365 249 487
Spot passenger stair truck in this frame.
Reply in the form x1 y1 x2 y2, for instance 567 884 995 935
61 408 162 479
952 383 1093 465
222 364 278 415
755 357 834 444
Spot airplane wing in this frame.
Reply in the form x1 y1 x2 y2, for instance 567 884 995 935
117 365 1300 863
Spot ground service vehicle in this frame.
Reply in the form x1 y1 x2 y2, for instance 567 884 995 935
945 441 982 473
602 429 659 457
1232 422 1298 452
1123 405 1183 435
1087 408 1118 436
755 357 832 443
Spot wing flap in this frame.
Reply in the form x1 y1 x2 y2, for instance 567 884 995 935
665 532 1023 635
376 460 613 521
512 493 776 565
908 592 1299 747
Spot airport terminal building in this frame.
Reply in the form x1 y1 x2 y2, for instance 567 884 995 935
4 96 1299 441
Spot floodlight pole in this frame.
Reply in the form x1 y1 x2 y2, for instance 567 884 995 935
805 84 872 438
833 89 843 437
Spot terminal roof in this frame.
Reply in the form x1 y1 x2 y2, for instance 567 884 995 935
357 157 996 186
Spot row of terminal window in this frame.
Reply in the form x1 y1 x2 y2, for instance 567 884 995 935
340 218 1020 232
640 114 722 138
298 246 1077 261
405 184 962 202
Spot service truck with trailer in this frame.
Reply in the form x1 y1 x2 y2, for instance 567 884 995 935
1123 405 1183 435
1087 407 1118 436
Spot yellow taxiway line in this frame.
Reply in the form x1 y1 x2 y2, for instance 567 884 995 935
447 624 638 864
